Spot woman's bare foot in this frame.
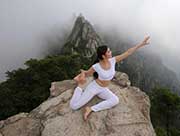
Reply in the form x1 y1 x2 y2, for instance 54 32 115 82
83 106 93 121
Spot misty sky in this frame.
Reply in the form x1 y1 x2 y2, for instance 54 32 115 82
0 0 180 82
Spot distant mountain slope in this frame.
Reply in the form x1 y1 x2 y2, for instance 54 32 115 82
60 15 180 94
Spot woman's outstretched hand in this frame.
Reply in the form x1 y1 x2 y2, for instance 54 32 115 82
140 36 150 47
114 36 150 63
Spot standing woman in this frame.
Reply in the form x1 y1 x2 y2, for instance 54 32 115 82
70 36 150 121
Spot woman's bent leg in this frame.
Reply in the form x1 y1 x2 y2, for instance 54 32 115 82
91 88 119 112
70 81 99 110
70 86 83 106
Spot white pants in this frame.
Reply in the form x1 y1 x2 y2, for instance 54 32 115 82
70 80 119 112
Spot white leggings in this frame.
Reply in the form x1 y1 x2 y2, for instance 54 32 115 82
70 80 119 112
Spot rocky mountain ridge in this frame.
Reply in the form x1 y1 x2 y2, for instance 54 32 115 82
61 15 103 58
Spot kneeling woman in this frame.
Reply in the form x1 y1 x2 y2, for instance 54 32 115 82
70 36 150 121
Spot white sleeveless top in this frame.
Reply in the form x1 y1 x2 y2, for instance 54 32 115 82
92 57 116 81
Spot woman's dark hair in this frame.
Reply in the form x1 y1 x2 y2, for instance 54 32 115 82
93 45 108 79
97 45 108 61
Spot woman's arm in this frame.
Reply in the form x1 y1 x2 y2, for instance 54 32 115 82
80 66 95 77
115 36 150 63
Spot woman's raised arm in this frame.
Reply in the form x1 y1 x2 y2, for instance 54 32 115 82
115 36 150 63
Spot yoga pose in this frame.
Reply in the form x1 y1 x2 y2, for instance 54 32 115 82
70 36 150 121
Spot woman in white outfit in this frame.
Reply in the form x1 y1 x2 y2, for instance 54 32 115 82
70 36 150 121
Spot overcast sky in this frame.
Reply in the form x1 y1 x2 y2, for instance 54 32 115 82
0 0 180 82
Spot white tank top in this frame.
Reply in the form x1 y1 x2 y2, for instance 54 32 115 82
92 57 116 81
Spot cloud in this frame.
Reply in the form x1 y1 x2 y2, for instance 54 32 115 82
0 0 179 81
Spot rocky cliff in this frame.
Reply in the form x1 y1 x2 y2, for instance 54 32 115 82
0 72 156 136
61 15 103 58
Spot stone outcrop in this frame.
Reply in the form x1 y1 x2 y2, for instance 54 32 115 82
0 71 156 136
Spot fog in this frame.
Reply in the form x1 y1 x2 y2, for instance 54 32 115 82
0 0 180 82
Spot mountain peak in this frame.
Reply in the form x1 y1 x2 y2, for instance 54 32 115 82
75 13 86 23
61 15 104 57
